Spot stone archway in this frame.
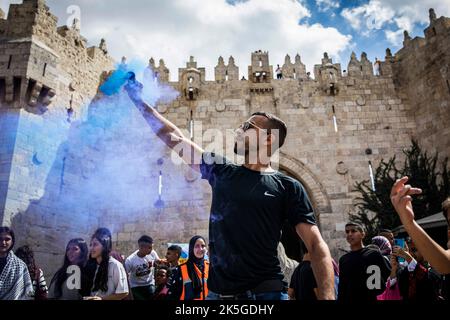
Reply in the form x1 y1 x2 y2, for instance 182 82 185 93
274 152 332 261
276 152 332 219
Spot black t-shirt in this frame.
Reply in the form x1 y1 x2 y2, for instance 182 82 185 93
338 247 391 302
0 256 7 275
200 152 316 294
289 260 317 301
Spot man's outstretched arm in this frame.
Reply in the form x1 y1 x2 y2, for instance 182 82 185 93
125 82 204 172
296 223 335 300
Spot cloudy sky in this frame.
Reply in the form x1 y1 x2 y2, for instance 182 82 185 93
2 0 450 80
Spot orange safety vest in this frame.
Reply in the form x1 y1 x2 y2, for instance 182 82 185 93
180 261 209 300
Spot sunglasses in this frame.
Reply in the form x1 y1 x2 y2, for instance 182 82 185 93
239 121 266 132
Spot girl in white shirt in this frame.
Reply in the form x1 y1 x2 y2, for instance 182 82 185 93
84 228 129 300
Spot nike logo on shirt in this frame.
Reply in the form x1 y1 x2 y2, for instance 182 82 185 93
264 191 276 197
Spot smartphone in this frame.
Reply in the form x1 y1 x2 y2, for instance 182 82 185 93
394 238 405 263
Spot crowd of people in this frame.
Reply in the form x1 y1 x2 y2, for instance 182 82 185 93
1 188 449 301
0 226 209 301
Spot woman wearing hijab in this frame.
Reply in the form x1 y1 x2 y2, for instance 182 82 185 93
0 226 34 300
166 235 209 300
372 236 392 264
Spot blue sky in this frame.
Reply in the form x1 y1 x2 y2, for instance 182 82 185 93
303 0 432 64
1 0 449 80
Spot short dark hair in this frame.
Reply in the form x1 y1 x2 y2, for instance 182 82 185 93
251 112 288 148
156 265 171 278
379 229 393 234
345 222 364 233
167 245 182 257
138 235 153 244
0 226 15 251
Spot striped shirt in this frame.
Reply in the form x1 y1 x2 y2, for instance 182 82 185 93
31 269 48 298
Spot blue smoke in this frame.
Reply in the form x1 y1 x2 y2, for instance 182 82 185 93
99 59 145 96
99 59 178 106
99 69 130 96
1 58 185 246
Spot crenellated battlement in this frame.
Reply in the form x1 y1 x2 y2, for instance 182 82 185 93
0 0 114 114
0 0 57 40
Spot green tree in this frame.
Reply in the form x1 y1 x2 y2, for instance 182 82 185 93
350 140 450 243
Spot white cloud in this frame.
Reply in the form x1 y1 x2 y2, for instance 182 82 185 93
341 1 395 34
385 29 404 46
316 0 340 13
10 0 352 81
341 0 450 45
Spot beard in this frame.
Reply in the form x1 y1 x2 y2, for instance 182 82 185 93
234 141 247 156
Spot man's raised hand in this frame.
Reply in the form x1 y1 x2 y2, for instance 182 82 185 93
390 176 422 226
124 75 144 105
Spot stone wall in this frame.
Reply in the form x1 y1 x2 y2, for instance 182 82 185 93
391 10 450 158
0 0 113 275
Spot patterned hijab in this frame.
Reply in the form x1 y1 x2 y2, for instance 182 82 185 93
372 236 392 256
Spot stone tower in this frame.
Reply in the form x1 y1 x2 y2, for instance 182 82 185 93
282 54 307 80
248 50 273 84
314 52 342 95
0 0 114 265
214 56 239 83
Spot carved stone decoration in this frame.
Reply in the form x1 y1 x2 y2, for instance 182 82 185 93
336 161 348 175
356 96 366 106
157 104 168 114
69 82 77 91
215 102 226 112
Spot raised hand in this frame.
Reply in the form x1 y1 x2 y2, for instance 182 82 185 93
124 72 144 105
392 245 413 263
390 177 422 226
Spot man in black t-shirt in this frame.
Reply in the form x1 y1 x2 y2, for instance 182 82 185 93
125 80 335 300
289 242 318 301
338 222 391 302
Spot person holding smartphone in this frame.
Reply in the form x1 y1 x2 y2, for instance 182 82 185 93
393 241 438 301
391 178 450 274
